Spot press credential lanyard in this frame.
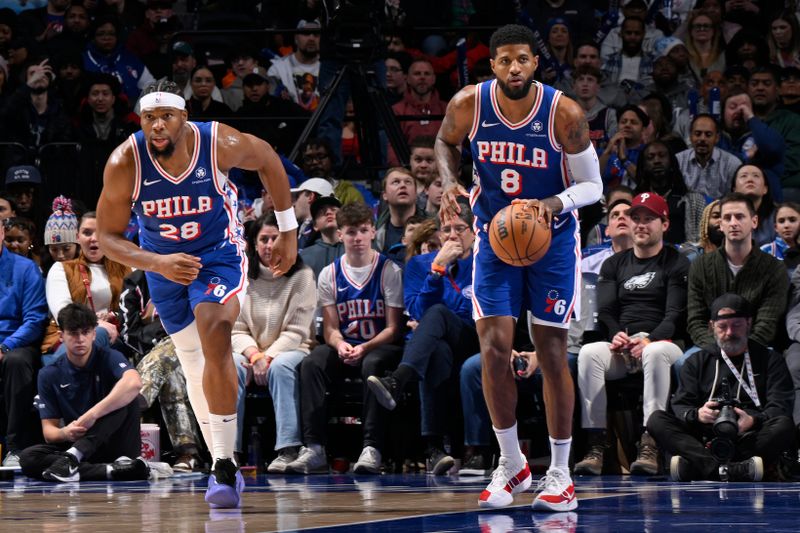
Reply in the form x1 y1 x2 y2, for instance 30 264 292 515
720 350 760 408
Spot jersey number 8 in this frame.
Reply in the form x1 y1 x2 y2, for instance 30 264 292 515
500 169 522 196
159 221 201 241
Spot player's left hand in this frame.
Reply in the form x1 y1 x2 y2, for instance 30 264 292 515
269 231 298 276
511 198 555 226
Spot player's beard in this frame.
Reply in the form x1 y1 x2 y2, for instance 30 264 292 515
150 139 176 158
496 73 535 100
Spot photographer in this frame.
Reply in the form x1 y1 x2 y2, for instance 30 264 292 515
648 294 795 482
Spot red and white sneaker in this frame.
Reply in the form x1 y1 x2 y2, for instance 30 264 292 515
478 456 532 508
531 468 578 512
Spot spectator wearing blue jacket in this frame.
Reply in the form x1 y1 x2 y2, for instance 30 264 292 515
83 16 155 104
367 200 477 475
0 219 48 466
720 90 786 202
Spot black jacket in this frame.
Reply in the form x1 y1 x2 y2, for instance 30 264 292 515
118 270 168 361
673 340 793 433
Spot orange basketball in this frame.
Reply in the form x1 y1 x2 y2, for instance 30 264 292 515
488 203 552 267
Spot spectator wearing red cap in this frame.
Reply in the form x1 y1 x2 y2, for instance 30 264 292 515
575 191 690 477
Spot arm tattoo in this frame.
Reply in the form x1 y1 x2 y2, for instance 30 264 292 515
565 117 590 151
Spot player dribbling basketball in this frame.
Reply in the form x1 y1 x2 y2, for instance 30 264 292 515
436 24 603 511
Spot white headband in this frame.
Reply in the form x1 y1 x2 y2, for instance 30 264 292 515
139 91 186 111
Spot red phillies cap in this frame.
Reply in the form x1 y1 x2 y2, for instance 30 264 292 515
627 192 669 219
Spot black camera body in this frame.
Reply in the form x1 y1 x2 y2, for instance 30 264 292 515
322 0 384 62
710 378 739 464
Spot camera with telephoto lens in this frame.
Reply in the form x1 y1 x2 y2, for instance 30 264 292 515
710 378 739 464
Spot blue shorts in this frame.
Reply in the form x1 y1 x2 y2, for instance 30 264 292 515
147 242 248 334
472 213 581 328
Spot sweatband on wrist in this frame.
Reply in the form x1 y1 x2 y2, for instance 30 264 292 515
249 352 266 365
275 207 298 232
139 91 186 111
556 143 603 213
431 263 447 275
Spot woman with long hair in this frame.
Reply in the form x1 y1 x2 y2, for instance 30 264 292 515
768 11 800 69
44 211 131 363
538 17 573 85
693 0 741 44
732 163 776 246
760 202 800 262
185 65 232 120
232 212 317 473
684 10 726 81
725 30 770 71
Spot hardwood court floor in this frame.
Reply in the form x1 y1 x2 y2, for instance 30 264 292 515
2 472 800 532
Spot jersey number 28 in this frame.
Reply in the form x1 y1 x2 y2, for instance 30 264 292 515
159 221 201 241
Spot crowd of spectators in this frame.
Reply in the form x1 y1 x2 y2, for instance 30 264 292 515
1 0 800 483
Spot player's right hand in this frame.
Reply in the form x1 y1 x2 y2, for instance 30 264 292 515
156 253 202 285
439 183 468 220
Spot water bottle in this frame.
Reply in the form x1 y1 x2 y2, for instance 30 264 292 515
687 88 699 120
709 86 721 123
661 0 672 21
248 425 263 471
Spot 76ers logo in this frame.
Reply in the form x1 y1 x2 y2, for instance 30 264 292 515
531 120 543 132
205 276 228 297
544 290 567 316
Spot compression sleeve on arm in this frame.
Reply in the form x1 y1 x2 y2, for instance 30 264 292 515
555 143 604 214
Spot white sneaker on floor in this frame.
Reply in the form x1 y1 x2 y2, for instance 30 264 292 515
478 455 531 508
267 448 299 474
531 467 578 512
2 453 20 468
285 446 328 474
353 446 382 475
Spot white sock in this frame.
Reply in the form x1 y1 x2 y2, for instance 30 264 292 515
549 436 572 472
209 413 237 464
106 464 113 479
493 423 524 464
66 446 83 462
171 324 214 452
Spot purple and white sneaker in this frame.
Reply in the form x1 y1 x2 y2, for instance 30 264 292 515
205 458 244 508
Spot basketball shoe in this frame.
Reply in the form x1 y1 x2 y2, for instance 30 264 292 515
205 458 244 508
531 467 578 512
478 454 531 508
42 452 80 482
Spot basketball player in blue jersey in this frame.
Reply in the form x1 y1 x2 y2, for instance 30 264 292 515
436 25 603 512
95 81 297 509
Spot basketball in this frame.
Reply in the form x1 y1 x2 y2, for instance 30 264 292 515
488 203 552 267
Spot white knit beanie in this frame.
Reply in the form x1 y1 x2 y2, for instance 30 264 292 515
44 196 78 245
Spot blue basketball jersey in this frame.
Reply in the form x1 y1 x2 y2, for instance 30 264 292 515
130 121 244 255
332 254 389 345
469 80 575 233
